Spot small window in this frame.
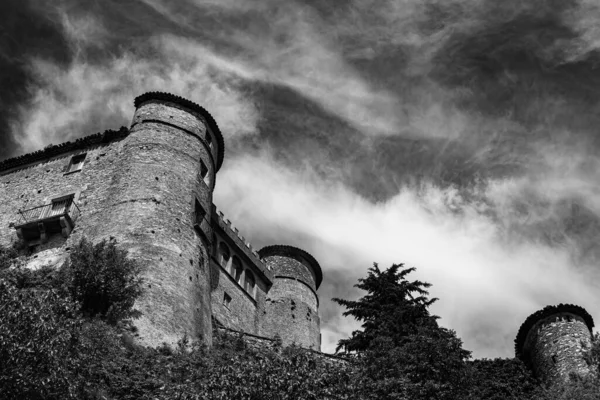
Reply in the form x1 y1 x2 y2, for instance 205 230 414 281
232 256 243 283
244 270 256 297
194 199 205 225
223 292 232 308
199 161 210 187
219 242 230 268
66 153 86 173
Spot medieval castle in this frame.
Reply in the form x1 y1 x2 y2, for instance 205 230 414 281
0 92 596 385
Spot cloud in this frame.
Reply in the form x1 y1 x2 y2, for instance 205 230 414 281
138 0 406 136
10 32 259 153
213 152 600 357
6 0 600 361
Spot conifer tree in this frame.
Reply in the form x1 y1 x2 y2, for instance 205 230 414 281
334 263 471 400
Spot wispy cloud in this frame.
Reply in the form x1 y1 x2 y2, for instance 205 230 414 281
213 153 600 356
6 0 600 360
11 33 259 153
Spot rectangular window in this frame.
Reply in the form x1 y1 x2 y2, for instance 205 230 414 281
199 160 210 187
223 292 232 308
66 153 86 174
194 199 205 225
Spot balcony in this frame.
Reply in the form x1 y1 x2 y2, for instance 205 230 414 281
14 196 81 244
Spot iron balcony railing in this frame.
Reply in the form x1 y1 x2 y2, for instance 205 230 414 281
17 197 80 225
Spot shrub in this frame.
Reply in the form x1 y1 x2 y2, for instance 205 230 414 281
0 280 82 399
63 237 143 323
0 245 18 270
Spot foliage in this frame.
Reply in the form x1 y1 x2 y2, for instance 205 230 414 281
333 263 472 400
63 237 143 323
0 244 18 270
0 280 82 399
0 264 65 291
333 263 439 353
464 358 540 400
4 245 600 399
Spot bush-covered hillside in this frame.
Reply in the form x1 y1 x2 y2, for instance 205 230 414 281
1 239 600 399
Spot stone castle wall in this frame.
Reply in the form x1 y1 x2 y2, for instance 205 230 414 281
0 129 128 258
0 92 322 352
526 313 594 383
260 254 321 350
106 97 218 347
210 257 265 333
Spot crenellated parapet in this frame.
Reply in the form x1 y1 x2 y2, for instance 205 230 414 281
211 204 273 284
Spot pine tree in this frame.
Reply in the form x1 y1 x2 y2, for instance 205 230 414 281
333 263 472 400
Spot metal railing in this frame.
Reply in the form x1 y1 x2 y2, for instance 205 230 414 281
17 197 80 225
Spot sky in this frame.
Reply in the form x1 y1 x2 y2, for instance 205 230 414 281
2 0 600 359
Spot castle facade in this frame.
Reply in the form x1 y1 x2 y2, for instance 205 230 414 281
0 92 321 350
1 92 597 386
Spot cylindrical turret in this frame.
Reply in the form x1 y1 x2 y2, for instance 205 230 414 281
515 304 596 384
258 245 322 350
98 92 224 347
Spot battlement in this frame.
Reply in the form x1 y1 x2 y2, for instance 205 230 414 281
0 92 321 353
211 204 273 283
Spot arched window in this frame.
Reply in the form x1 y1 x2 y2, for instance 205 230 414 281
244 270 256 298
231 256 243 283
219 242 230 269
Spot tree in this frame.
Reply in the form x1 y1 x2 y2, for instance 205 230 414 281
333 263 472 400
63 237 143 323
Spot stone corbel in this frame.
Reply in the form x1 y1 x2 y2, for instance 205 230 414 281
60 216 73 238
38 222 47 244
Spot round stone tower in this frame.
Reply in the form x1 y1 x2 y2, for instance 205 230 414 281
258 245 322 350
515 304 596 384
101 92 224 347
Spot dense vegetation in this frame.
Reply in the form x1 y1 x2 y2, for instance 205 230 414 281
1 240 600 399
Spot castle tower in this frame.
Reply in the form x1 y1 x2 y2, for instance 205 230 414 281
258 245 322 350
102 92 224 347
515 304 596 384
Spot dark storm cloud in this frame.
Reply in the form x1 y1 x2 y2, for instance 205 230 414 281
0 0 70 159
4 0 600 357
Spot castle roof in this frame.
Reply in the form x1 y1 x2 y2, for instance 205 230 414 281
0 127 129 173
514 303 594 361
258 245 323 289
134 92 225 171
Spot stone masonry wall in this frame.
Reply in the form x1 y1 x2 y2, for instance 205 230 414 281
527 313 594 383
215 325 345 366
0 138 126 262
261 296 320 349
263 255 317 290
259 254 320 350
266 277 318 310
100 98 216 347
210 257 266 334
